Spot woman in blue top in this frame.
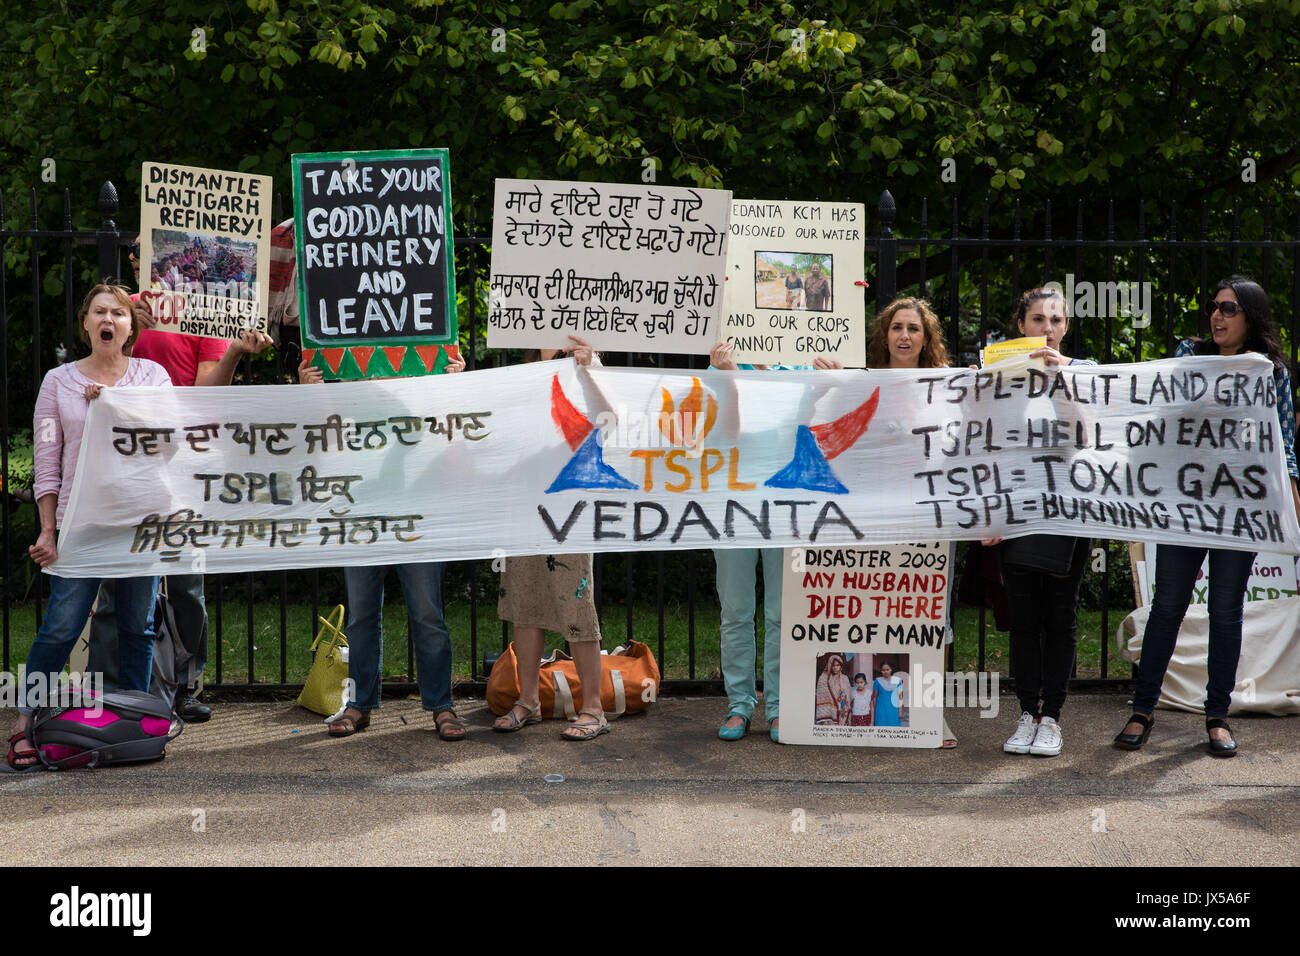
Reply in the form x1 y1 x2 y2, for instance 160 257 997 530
1116 275 1300 757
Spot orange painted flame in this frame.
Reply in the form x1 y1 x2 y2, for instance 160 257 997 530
658 378 718 449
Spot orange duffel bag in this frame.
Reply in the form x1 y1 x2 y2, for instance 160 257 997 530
487 640 661 719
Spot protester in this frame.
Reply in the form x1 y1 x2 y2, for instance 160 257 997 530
818 296 958 746
708 341 815 742
493 336 611 740
7 284 172 770
326 349 469 741
87 242 273 724
979 287 1096 758
1115 276 1300 757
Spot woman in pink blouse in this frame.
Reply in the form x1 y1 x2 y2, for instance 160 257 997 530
7 284 172 770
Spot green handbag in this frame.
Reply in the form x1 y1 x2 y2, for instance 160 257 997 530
296 606 350 717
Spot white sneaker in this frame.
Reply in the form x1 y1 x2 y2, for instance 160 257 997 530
1003 712 1037 754
1030 716 1063 757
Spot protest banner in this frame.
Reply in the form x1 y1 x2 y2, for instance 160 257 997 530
487 179 730 354
139 162 273 339
291 149 459 380
778 543 949 747
50 353 1300 577
720 199 866 365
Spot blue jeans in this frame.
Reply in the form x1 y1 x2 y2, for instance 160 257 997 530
343 562 452 713
714 547 784 722
22 574 158 715
1133 545 1254 719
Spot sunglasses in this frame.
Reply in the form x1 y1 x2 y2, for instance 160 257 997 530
1205 299 1243 318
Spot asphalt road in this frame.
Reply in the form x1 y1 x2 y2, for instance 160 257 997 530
3 695 1297 866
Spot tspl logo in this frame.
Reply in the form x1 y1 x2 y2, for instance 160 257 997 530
629 379 753 492
545 373 880 495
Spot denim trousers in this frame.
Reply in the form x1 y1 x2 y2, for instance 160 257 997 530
714 547 784 722
22 574 158 715
343 562 452 713
1000 538 1089 722
1132 544 1253 719
88 572 207 691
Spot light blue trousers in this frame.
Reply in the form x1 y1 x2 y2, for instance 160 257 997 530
714 547 784 722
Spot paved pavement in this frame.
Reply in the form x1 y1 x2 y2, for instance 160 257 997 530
2 694 1297 866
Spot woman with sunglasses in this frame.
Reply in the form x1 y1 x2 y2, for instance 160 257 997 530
1115 276 1299 757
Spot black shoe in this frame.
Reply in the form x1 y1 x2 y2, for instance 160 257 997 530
1206 718 1238 757
1113 713 1153 750
177 693 212 723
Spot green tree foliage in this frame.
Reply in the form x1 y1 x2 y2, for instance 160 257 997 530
3 0 1299 365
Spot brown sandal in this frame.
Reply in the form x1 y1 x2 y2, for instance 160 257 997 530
327 708 371 738
434 709 467 741
493 700 542 733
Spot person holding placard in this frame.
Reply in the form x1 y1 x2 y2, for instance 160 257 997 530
327 351 468 742
708 341 812 742
494 336 613 741
86 241 274 724
817 297 958 746
8 285 172 770
1115 276 1300 757
988 287 1095 758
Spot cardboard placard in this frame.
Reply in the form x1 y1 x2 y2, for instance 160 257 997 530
720 199 867 365
139 162 273 339
778 544 949 747
487 178 731 354
292 148 458 379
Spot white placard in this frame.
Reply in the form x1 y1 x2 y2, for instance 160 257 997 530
487 178 730 354
778 544 948 747
720 199 866 365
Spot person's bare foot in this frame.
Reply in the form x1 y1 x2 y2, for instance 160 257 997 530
722 714 746 730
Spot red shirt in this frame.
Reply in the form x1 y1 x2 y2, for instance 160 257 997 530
131 330 229 387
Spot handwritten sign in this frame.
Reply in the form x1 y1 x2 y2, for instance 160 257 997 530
139 162 273 339
50 354 1300 577
720 199 866 365
487 179 731 354
291 149 458 379
778 544 949 747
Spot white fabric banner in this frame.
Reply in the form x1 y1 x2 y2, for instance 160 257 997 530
49 353 1300 577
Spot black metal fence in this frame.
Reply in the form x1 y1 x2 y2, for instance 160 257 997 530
5 183 1299 695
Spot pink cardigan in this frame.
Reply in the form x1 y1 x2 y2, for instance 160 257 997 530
33 359 172 526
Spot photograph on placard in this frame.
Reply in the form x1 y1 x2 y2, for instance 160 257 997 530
139 161 273 340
